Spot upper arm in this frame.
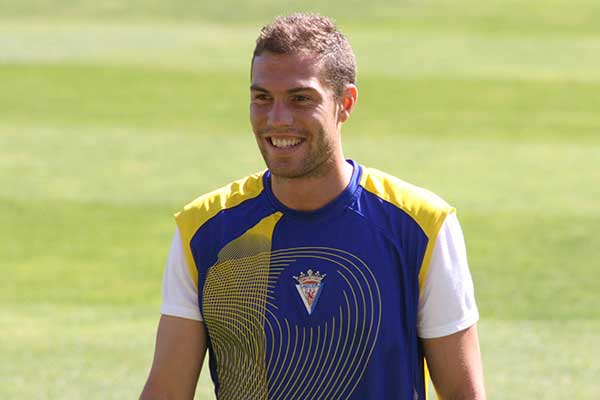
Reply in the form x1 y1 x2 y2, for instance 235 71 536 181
141 228 207 399
422 324 486 400
140 315 208 400
161 228 203 321
418 213 485 398
418 213 479 339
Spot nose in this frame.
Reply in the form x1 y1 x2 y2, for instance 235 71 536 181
268 100 293 127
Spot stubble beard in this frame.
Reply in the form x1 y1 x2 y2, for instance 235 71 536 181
259 127 336 180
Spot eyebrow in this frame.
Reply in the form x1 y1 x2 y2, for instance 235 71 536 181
250 84 268 92
250 85 317 94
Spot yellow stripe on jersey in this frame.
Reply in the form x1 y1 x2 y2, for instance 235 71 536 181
174 171 266 288
203 212 283 400
359 167 455 291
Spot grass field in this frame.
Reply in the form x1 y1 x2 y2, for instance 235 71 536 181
1 1 599 398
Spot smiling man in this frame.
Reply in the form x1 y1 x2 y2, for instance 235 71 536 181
141 13 485 400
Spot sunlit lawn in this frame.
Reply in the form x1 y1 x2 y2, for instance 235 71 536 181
1 1 599 398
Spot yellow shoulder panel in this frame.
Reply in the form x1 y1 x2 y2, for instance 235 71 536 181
359 167 455 290
174 171 266 287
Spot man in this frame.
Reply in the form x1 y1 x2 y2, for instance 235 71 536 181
141 13 485 400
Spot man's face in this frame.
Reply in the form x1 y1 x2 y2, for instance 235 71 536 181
250 51 343 179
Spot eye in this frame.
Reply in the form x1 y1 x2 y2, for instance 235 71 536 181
252 93 272 103
292 94 311 103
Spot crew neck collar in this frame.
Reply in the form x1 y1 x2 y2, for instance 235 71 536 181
263 159 362 220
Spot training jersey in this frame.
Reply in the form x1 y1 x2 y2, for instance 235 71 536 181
167 160 479 400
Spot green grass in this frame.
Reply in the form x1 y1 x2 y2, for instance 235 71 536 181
1 1 599 399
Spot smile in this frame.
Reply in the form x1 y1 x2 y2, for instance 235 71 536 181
269 137 304 149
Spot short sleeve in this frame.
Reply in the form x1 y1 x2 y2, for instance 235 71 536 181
417 213 479 338
160 227 203 321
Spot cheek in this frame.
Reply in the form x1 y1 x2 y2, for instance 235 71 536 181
249 106 264 131
310 110 336 131
302 106 330 124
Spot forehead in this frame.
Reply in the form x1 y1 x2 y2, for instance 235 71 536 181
251 52 330 93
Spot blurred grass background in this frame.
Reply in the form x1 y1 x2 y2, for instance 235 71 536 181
1 1 599 398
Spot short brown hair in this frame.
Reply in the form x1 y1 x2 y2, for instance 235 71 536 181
252 13 356 97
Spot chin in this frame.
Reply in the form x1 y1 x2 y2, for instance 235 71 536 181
268 159 331 180
266 164 305 179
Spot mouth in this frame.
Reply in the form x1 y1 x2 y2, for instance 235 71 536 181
267 136 305 149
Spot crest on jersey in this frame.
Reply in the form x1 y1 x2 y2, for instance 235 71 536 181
293 269 326 315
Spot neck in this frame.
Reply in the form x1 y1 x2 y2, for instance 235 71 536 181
271 157 353 212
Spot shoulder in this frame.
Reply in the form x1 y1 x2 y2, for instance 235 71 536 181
359 166 455 238
175 171 266 235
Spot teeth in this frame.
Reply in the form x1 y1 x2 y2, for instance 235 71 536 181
271 137 302 148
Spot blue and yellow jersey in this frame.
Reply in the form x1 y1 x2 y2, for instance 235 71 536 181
175 160 454 400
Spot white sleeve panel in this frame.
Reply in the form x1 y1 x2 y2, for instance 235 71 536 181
417 213 479 338
160 227 203 321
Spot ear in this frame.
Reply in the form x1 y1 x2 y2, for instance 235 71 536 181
337 84 358 123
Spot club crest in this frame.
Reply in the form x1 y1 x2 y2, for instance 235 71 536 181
293 269 326 315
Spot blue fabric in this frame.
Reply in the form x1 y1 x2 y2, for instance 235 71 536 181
188 160 430 400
